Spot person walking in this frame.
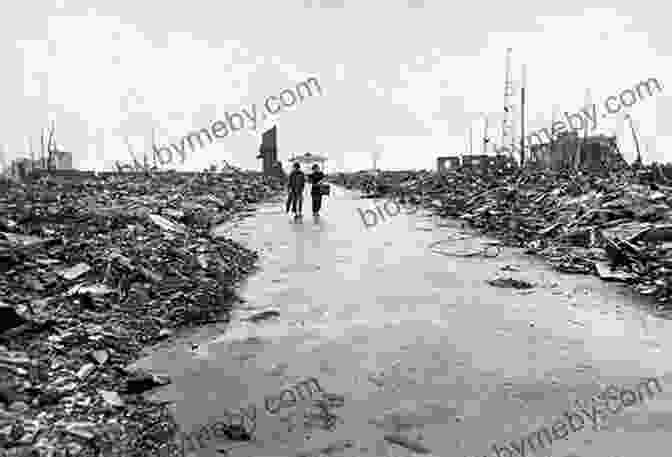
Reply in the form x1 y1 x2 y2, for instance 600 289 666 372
308 164 326 217
287 162 305 219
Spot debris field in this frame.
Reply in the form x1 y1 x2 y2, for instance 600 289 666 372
331 164 672 308
0 171 284 457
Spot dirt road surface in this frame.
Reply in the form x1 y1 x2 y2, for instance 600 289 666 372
132 185 672 457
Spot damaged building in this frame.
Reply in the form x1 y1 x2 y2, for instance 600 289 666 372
527 132 627 171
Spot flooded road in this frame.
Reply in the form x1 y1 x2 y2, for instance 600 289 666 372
134 185 672 457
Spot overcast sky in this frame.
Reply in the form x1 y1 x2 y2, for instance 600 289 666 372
1 0 670 172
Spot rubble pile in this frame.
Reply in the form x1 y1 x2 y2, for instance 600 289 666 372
331 165 672 307
0 171 284 457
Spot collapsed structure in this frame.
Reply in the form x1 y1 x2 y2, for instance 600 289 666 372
527 132 627 171
437 133 626 175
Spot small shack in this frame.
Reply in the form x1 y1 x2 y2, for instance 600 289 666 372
527 132 624 171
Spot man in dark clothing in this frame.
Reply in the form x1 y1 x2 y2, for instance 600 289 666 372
308 164 326 216
287 162 305 218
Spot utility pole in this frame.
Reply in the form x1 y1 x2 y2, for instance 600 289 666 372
142 140 149 169
27 137 34 164
502 48 514 159
46 120 56 171
482 114 489 154
469 126 473 154
24 137 32 174
576 88 592 169
40 128 45 168
519 63 526 166
583 88 592 140
463 132 469 160
548 103 560 165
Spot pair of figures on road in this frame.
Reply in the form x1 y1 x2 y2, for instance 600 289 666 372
286 163 326 219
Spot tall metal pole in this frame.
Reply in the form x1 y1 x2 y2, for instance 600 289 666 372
502 48 514 158
47 120 55 171
520 64 526 166
576 88 592 169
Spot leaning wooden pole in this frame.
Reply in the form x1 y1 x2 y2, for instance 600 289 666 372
627 114 642 164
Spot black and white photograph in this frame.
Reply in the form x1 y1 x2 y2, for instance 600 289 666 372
1 1 671 456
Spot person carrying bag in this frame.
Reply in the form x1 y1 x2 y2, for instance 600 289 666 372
318 181 330 196
308 164 327 217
